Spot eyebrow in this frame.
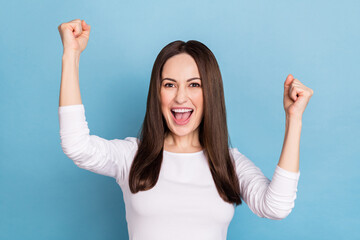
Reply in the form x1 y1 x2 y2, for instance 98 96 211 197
161 77 201 82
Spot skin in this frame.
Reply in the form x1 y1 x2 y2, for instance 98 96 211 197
58 19 90 107
277 74 314 172
160 53 204 153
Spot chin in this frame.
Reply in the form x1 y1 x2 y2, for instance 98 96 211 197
169 127 193 136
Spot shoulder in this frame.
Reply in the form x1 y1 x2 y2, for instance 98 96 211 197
228 147 257 170
111 136 139 155
229 147 246 160
123 136 140 146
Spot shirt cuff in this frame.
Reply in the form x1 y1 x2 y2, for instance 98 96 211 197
58 104 87 132
58 104 84 114
275 165 300 181
267 165 300 199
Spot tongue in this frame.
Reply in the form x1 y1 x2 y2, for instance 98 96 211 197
175 112 191 120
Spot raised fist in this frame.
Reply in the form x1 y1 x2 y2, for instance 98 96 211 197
58 19 91 55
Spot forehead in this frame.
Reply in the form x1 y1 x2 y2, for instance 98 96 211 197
162 53 200 79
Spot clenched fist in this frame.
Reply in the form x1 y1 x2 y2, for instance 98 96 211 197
58 19 91 55
283 74 314 120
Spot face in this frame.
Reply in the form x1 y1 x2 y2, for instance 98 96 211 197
160 53 204 137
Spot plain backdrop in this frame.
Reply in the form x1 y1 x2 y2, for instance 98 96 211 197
1 0 359 239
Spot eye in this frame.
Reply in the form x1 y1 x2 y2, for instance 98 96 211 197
190 83 201 87
164 83 174 88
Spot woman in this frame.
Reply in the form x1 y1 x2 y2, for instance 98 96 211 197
58 19 313 240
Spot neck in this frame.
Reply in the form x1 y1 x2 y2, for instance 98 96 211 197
164 129 202 152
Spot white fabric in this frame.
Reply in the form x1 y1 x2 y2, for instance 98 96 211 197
58 104 300 240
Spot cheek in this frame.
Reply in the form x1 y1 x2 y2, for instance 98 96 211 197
192 91 203 108
160 90 168 106
160 90 173 114
195 94 204 120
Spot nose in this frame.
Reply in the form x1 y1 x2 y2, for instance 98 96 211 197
174 85 188 104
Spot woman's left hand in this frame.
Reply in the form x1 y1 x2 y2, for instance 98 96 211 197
283 74 314 120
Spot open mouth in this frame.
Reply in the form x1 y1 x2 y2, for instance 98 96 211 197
171 110 193 125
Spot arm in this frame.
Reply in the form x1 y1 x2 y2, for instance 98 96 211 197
232 149 300 220
59 52 82 106
57 20 138 182
277 116 302 173
234 74 312 219
58 19 90 106
279 73 314 172
59 104 138 181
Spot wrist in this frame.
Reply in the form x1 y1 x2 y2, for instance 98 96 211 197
62 50 81 60
285 115 302 129
286 113 302 122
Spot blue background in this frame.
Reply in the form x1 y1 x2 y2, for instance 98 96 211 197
1 0 359 239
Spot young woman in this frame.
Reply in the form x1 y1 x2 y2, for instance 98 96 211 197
58 19 313 240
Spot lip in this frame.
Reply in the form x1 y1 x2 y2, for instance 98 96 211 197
171 110 193 125
171 107 193 110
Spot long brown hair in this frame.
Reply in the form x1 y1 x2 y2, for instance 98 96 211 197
129 40 242 206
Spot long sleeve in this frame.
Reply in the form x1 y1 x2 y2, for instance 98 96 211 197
58 104 138 182
231 148 300 220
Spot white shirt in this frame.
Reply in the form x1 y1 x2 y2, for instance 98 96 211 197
58 104 300 240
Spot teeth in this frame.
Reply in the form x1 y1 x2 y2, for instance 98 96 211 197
171 109 193 113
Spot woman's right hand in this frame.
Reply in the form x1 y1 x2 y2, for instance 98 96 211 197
58 19 91 55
